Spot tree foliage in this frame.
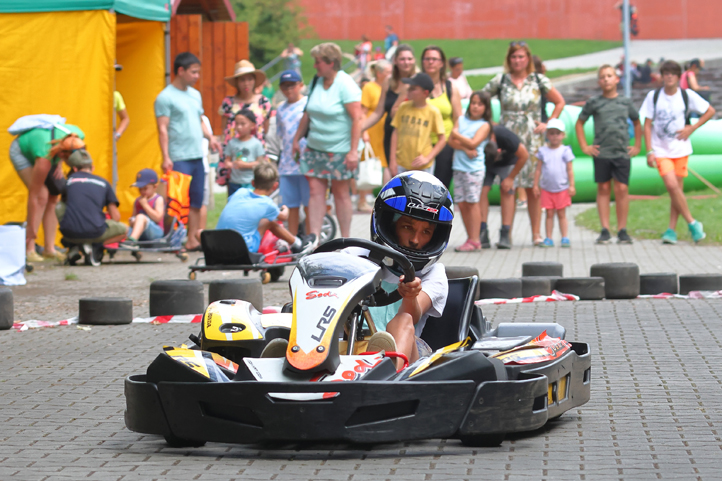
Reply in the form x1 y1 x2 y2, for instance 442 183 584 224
230 0 312 68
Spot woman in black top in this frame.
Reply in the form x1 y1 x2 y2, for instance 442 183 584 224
361 44 418 161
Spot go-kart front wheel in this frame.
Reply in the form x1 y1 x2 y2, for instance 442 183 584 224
459 432 505 447
164 434 206 448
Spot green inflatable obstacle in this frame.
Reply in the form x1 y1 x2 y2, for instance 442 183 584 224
464 100 722 204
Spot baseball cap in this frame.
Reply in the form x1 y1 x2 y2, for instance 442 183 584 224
402 72 434 92
546 118 566 132
132 168 159 187
279 70 302 83
66 149 93 168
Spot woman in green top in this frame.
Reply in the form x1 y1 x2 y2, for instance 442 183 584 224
483 42 565 247
9 125 85 261
421 45 462 189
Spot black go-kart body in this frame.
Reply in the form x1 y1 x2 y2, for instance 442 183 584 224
125 238 591 447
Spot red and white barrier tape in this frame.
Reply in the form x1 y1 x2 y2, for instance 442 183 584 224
475 290 579 305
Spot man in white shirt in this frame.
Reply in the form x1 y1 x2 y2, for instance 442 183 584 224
640 60 715 244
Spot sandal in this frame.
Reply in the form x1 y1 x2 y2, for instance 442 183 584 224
533 236 545 247
454 239 481 252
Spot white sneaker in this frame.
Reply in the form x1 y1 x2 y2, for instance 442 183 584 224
366 331 397 353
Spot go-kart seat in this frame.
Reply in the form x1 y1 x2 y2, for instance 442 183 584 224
200 230 263 266
420 275 478 351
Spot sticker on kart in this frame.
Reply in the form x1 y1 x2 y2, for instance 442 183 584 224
244 353 385 401
492 331 571 365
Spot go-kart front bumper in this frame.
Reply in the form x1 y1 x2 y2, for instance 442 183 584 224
124 342 590 445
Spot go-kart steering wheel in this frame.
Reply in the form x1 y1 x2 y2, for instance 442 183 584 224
313 238 416 306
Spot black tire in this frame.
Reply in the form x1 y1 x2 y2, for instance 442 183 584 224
164 434 206 448
208 279 263 311
522 261 563 277
478 278 522 300
268 267 285 282
78 297 133 325
321 214 337 244
640 273 678 295
0 287 13 330
459 433 505 447
149 280 205 316
25 263 34 273
521 276 553 297
590 262 640 299
679 274 722 295
554 277 605 300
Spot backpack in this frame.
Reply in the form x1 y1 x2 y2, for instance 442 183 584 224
653 88 690 125
500 73 548 122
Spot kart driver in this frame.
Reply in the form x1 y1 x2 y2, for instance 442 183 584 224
361 171 454 366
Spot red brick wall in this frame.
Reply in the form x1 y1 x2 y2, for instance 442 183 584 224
298 0 722 41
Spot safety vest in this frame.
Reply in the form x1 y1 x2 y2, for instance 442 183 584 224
162 171 192 225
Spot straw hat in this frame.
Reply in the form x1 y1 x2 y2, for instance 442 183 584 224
225 60 266 88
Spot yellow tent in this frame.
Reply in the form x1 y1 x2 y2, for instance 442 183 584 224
0 2 169 238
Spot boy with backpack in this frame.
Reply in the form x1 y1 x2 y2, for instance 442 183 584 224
640 60 715 244
576 64 641 244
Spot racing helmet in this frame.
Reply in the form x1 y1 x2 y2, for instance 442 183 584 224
371 171 454 276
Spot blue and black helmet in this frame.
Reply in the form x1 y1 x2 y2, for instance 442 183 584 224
371 171 454 275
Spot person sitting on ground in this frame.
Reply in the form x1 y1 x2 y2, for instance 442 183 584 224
57 149 126 265
215 163 312 254
680 59 710 101
124 168 165 246
532 119 575 248
224 109 266 198
361 172 454 368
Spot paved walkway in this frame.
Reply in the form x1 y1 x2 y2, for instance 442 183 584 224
465 39 722 76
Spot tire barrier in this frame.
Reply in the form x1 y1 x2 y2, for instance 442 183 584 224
640 273 678 295
478 278 522 300
150 280 205 316
554 277 605 301
0 287 13 330
590 262 640 299
208 279 263 312
445 266 481 299
521 277 554 297
679 274 722 295
78 297 133 325
522 261 563 278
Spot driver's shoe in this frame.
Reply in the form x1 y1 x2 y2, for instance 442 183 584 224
366 331 397 354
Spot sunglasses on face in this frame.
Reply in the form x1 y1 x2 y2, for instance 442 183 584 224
510 41 527 47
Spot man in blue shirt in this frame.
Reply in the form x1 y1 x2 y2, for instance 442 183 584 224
384 25 399 56
155 52 221 251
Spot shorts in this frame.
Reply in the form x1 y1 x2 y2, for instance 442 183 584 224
452 169 485 203
656 156 689 178
9 139 31 171
540 189 572 210
593 157 630 185
128 217 164 241
173 158 205 208
63 220 127 245
415 336 433 358
483 163 516 191
301 148 357 180
280 174 310 208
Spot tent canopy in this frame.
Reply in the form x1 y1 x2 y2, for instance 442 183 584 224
0 0 171 21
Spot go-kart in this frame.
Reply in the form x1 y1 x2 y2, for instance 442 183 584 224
125 238 591 447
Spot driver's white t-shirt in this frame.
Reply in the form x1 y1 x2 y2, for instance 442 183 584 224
639 88 709 158
342 247 448 336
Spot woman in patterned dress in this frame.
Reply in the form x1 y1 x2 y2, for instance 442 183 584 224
219 60 271 148
483 42 565 246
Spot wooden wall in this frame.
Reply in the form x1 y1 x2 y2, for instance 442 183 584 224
170 15 249 135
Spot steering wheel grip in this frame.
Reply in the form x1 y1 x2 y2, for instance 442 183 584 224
313 238 416 283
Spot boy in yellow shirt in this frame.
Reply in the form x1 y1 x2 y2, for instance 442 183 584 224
389 73 446 176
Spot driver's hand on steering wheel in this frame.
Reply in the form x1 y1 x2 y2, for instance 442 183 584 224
398 275 421 299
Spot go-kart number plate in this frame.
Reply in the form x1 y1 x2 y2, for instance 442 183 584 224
244 354 384 401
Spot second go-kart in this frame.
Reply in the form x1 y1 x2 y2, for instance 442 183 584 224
125 238 591 447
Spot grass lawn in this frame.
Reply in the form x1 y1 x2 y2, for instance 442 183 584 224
467 67 597 91
574 189 722 245
287 39 619 85
206 192 227 229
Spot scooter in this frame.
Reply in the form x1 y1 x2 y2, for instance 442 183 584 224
125 238 591 447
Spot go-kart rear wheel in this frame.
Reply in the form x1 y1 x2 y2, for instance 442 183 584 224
459 432 505 447
261 271 272 284
268 266 285 282
164 434 206 448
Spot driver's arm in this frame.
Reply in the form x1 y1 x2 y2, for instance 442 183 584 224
398 277 432 325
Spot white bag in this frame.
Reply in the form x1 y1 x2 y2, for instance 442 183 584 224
0 225 26 286
8 114 66 136
357 142 383 191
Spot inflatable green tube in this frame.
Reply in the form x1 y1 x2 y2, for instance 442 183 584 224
471 100 722 203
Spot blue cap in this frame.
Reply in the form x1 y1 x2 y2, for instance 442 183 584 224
279 70 302 84
132 168 159 188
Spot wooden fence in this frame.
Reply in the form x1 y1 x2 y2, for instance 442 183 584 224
171 15 249 135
